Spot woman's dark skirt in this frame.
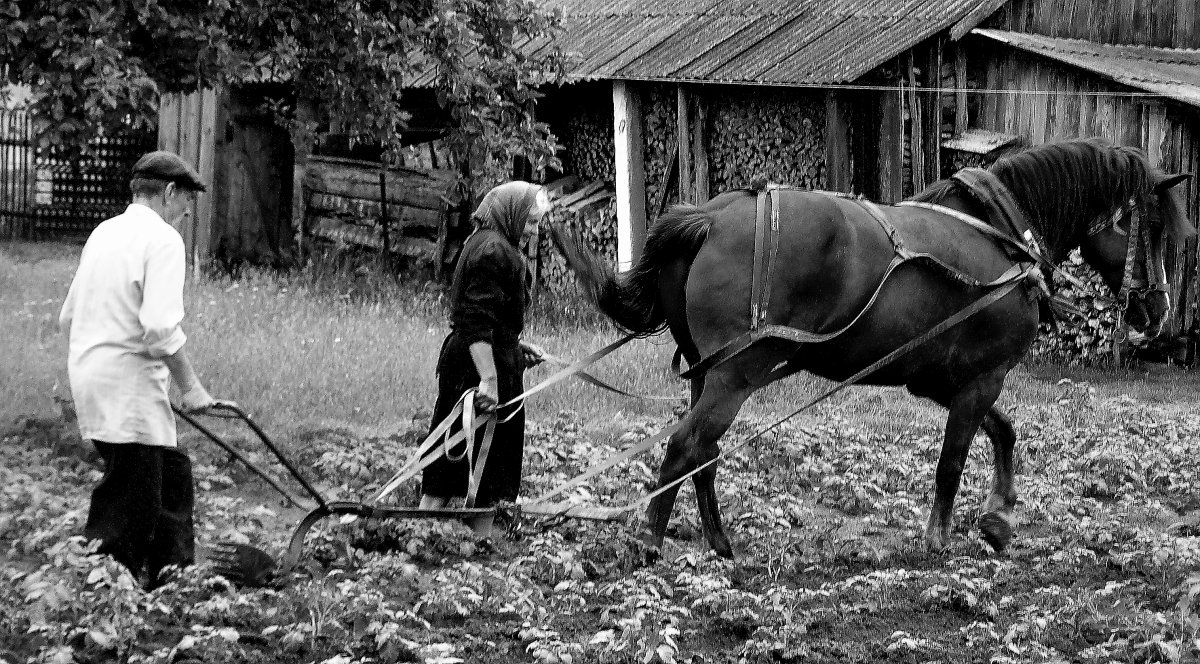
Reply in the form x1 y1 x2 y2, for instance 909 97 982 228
420 332 525 507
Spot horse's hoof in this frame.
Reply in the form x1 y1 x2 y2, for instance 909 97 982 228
924 530 949 554
638 530 664 561
979 512 1013 552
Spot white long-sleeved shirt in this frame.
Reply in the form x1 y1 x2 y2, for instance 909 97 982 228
59 203 188 447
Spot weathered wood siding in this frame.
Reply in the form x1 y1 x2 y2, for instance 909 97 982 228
158 88 221 264
303 156 459 260
991 0 1200 48
970 47 1200 346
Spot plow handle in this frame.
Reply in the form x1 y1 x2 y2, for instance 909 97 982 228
172 405 307 508
207 403 330 510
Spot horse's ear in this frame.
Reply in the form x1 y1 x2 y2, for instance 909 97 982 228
1153 173 1197 241
1155 172 1192 191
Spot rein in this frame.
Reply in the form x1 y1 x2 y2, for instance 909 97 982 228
529 269 1033 519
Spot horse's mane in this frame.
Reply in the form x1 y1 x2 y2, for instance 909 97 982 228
911 138 1155 258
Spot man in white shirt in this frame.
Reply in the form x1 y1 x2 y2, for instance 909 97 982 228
60 150 232 588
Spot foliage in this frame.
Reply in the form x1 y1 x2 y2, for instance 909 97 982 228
1 0 567 178
7 244 1200 663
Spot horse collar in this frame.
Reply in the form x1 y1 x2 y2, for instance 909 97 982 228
951 168 1047 258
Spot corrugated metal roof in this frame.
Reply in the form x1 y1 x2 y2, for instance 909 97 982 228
405 0 1009 88
542 0 1004 85
973 29 1200 109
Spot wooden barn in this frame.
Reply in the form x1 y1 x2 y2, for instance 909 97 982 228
952 0 1200 355
528 0 1200 361
531 0 1015 281
157 84 463 273
157 85 295 269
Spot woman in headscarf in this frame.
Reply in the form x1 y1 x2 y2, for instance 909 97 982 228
418 181 551 536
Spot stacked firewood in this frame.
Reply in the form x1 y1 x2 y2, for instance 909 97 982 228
562 108 616 185
1031 251 1120 364
641 87 678 213
706 90 825 192
536 179 617 295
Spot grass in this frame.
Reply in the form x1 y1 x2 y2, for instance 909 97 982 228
6 240 1200 663
6 238 1200 443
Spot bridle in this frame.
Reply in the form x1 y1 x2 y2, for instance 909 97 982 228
1088 194 1167 323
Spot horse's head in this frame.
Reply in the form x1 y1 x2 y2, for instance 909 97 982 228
1080 172 1194 344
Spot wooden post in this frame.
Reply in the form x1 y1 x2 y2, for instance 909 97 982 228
654 148 679 219
291 99 317 266
378 169 390 260
879 87 905 203
906 50 926 194
194 87 219 269
954 45 969 135
923 40 942 185
676 84 692 204
613 81 648 272
434 204 450 282
692 90 709 203
824 90 852 192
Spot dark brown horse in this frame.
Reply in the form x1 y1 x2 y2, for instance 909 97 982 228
552 138 1194 558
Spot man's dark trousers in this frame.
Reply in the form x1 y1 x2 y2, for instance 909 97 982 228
85 441 195 586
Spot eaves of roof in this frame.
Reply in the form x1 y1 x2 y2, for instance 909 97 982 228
973 28 1200 109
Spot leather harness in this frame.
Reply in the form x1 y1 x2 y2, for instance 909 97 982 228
677 173 1154 381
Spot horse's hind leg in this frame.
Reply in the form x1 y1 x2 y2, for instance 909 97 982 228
645 368 752 559
978 405 1018 551
924 369 1007 552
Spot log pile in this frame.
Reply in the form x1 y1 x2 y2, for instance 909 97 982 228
706 89 825 192
641 87 678 213
303 155 462 262
536 178 617 295
1030 250 1120 364
562 105 616 184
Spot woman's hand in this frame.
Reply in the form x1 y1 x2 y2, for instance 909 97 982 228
475 376 499 412
520 340 546 368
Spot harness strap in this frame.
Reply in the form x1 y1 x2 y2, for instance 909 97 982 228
678 260 1028 380
464 417 497 508
371 334 648 506
763 187 782 327
750 189 770 329
498 334 637 409
540 351 678 401
532 270 1033 519
1118 204 1142 307
951 168 1045 251
677 190 1034 381
898 201 1090 293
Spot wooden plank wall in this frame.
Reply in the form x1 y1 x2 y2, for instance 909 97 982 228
994 0 1200 48
975 50 1200 333
158 87 222 266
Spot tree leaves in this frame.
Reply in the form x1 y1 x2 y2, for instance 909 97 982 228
4 0 566 174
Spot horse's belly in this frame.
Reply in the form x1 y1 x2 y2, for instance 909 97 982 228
790 270 1039 388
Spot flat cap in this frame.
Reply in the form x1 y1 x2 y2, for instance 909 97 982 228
132 150 207 192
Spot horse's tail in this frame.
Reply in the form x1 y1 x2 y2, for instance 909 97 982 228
549 204 712 336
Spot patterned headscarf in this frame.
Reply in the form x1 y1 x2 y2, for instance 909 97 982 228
472 181 545 247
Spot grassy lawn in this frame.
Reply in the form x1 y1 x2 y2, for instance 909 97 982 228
3 240 1200 663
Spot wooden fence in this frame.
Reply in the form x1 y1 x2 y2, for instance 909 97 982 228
0 108 34 239
0 108 153 240
303 156 463 274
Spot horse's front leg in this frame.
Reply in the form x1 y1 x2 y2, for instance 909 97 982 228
925 370 1007 552
645 369 751 558
978 405 1018 551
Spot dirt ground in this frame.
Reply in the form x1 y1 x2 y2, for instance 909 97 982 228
3 365 1200 663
